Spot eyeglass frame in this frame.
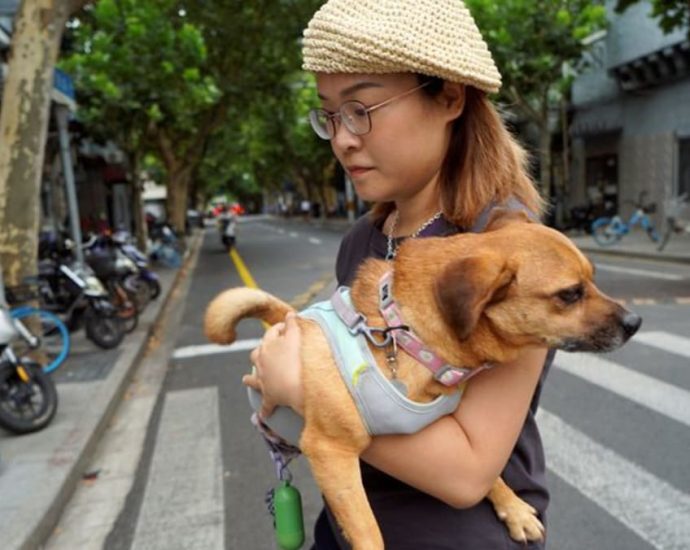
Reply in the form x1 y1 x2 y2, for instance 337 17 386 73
308 80 432 140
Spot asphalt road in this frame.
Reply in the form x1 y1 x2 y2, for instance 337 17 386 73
45 218 690 550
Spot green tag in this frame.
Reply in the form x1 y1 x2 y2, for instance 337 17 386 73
274 481 305 550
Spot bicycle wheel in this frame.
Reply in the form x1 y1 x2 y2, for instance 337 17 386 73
646 225 660 243
10 307 70 374
591 218 622 246
657 221 674 251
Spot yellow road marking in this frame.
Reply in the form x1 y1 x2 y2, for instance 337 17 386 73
230 248 259 289
229 248 269 330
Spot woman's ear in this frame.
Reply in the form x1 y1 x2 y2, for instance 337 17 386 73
441 82 466 120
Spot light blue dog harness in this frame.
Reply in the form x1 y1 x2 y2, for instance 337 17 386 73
249 289 462 445
303 289 462 435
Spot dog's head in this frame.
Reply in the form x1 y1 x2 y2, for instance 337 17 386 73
434 211 641 354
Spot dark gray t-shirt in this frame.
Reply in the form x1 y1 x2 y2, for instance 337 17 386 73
316 212 552 550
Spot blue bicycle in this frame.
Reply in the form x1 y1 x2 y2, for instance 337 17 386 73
591 191 660 246
4 283 70 374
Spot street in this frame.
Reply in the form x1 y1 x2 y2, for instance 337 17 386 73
44 218 690 550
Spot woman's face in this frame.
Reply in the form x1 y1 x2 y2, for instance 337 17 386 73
315 73 462 204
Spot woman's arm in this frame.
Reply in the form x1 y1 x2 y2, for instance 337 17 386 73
361 347 548 508
247 318 547 508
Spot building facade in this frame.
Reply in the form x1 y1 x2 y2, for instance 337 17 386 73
569 0 690 224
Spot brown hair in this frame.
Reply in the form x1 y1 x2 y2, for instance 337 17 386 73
372 77 545 229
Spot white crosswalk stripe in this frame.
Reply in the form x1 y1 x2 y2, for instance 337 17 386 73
538 408 690 550
634 331 690 358
131 388 224 550
554 352 690 427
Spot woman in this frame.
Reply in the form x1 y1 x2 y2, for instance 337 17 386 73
247 1 553 548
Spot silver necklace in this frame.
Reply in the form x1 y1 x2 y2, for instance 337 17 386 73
386 210 443 260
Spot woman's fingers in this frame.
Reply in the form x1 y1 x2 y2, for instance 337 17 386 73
242 373 261 390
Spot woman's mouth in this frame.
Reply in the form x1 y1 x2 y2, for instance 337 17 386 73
347 166 373 178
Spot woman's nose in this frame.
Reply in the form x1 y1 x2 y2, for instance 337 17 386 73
331 119 362 151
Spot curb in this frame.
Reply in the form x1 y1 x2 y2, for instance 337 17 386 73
15 229 205 550
574 244 690 265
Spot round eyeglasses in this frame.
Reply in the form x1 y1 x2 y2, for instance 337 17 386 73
308 81 432 141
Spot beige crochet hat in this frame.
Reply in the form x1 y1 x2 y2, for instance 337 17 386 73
302 0 501 93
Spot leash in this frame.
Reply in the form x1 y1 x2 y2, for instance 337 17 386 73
252 413 305 549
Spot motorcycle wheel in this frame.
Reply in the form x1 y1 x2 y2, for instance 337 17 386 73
591 218 622 246
0 361 58 434
84 306 125 349
147 278 161 300
123 274 151 311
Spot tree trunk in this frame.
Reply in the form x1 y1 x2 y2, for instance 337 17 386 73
0 1 73 288
166 166 192 235
129 153 148 251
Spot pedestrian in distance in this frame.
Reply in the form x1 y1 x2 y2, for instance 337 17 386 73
247 0 552 548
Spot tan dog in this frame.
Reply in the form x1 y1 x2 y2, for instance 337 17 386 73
205 212 641 549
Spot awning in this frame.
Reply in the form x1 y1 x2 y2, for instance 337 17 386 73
570 102 623 137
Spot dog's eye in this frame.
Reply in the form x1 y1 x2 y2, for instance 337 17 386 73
557 285 584 305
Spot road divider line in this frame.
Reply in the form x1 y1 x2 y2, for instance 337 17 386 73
229 248 259 289
554 353 690 427
228 248 270 330
633 331 690 359
309 237 322 245
538 408 690 550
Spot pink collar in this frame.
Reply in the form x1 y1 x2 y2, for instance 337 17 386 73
378 271 492 387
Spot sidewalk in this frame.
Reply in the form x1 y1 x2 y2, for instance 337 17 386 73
0 230 204 550
567 229 690 264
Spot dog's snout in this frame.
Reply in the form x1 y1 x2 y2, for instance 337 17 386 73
621 312 642 339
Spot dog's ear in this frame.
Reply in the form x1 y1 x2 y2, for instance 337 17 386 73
485 208 533 232
434 255 515 341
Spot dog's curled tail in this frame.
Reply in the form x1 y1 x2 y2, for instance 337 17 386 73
204 287 295 345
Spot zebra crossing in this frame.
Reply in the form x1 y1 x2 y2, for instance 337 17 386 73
113 329 689 550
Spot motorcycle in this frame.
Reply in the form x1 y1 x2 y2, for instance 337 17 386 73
111 230 161 301
0 305 58 434
37 256 126 349
219 213 237 251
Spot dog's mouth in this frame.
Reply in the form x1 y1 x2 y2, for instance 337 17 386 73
557 313 642 353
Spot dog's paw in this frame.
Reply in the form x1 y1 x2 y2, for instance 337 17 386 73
494 498 545 543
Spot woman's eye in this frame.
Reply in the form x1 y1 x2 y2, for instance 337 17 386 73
557 286 584 305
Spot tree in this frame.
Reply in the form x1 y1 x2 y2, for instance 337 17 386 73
466 0 607 203
0 0 91 292
65 0 322 233
62 0 222 235
616 0 690 38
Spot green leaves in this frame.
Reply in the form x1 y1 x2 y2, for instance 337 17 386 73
616 0 690 38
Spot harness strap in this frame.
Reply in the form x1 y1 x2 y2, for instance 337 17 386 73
378 272 492 386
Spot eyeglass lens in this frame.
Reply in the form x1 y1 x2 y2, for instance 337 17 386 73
310 101 371 140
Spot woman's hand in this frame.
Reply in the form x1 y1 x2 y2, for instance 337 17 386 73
243 312 304 418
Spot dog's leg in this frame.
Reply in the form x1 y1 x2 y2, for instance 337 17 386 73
301 431 384 550
487 477 545 542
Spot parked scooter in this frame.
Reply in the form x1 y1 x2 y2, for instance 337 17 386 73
111 230 161 300
37 252 125 349
0 302 58 434
82 235 141 331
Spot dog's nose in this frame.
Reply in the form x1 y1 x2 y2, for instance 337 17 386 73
622 312 642 339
